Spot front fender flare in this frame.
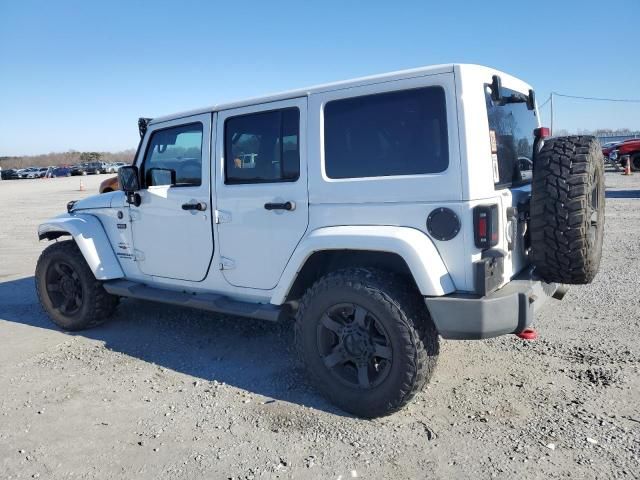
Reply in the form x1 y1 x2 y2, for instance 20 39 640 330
38 214 124 280
271 225 454 305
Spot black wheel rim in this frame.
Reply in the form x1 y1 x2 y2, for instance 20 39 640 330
588 172 600 246
316 303 393 389
45 260 83 315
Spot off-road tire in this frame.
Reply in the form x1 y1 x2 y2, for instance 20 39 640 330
530 136 605 284
631 153 640 172
294 268 439 418
35 240 119 330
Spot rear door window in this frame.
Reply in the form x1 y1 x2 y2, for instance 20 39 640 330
324 87 449 179
224 108 300 184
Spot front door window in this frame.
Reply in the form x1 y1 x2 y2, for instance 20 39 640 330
142 123 203 187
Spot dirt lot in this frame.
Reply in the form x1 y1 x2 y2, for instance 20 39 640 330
0 173 638 479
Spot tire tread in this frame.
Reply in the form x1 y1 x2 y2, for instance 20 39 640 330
530 135 604 284
294 268 438 417
35 240 119 330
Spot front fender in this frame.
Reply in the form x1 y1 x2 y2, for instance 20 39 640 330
38 213 124 280
271 225 455 305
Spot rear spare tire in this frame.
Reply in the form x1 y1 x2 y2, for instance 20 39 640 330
530 136 605 284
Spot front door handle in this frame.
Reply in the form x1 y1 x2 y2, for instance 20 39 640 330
264 201 295 211
182 201 207 211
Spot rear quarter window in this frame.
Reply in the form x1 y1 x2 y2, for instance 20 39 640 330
324 87 449 179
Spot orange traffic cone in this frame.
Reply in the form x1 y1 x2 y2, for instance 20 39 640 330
622 156 632 175
79 179 86 191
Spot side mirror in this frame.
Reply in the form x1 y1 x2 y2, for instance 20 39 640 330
118 166 142 207
118 166 140 193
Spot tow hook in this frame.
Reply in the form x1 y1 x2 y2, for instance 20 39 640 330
515 328 538 341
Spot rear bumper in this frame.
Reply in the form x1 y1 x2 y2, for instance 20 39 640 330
425 268 563 340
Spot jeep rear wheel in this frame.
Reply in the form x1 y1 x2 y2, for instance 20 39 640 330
35 240 119 330
631 153 640 172
295 268 439 418
530 136 605 284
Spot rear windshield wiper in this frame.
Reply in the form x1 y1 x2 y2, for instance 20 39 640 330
490 75 536 110
500 92 529 105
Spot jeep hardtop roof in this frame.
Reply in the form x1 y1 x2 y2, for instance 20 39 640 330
149 63 532 126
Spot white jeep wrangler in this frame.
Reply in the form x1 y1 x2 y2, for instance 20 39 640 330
36 64 605 417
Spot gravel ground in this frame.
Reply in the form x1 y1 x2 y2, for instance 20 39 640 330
0 172 638 479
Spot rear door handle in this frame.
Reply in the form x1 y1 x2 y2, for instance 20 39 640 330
264 201 295 211
182 202 207 211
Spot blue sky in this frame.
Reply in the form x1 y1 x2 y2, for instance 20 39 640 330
1 0 638 156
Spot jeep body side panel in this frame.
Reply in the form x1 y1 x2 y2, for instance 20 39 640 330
306 200 499 293
38 213 124 280
270 225 455 305
303 70 475 292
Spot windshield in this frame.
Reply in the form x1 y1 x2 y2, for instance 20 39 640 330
485 85 538 188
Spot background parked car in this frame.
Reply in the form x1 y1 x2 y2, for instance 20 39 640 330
601 141 620 158
21 167 41 179
611 138 640 170
52 166 72 177
37 166 56 178
1 168 20 180
99 176 119 193
105 162 127 173
85 161 109 174
70 163 88 176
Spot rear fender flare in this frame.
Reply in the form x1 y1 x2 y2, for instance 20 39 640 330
38 214 124 280
271 225 454 305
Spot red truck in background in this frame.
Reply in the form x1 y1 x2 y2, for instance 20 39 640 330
608 139 640 171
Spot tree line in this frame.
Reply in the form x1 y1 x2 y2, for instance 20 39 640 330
0 150 136 170
553 128 640 137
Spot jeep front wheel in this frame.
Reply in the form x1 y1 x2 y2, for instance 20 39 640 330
35 240 119 330
295 268 439 418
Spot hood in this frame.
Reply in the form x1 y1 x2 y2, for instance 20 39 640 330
619 139 640 154
71 192 118 211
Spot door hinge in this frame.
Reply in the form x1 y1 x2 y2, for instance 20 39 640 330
215 209 232 224
133 249 145 261
219 257 235 270
129 210 140 222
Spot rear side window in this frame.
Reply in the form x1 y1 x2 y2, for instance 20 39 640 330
143 123 203 187
224 108 300 184
324 87 448 179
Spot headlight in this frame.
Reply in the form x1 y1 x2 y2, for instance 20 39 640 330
610 150 618 160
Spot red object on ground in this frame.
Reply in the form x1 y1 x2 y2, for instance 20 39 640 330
516 328 538 341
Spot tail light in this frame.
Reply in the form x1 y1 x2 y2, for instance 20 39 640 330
474 205 499 249
534 127 550 139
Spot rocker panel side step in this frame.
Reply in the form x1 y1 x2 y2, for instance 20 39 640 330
103 280 286 322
